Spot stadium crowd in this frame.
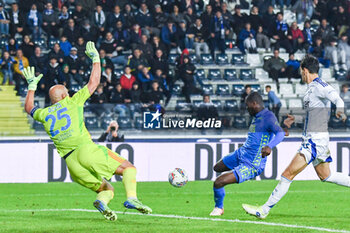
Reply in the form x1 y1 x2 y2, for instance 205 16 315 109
1 0 350 123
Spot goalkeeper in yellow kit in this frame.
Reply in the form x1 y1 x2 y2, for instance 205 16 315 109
23 41 151 221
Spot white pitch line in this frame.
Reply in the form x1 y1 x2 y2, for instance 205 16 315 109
1 208 349 233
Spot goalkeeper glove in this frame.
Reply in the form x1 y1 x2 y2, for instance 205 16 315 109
22 66 43 91
85 41 100 63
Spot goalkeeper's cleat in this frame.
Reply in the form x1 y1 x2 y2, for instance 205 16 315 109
123 199 152 214
209 207 224 216
242 204 268 219
93 200 117 221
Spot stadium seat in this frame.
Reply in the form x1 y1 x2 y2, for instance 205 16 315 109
207 69 222 80
114 68 123 79
134 117 144 130
172 84 182 96
192 100 202 110
18 85 28 97
310 24 319 35
295 83 308 96
225 39 236 50
0 38 8 47
231 54 246 65
224 69 239 81
224 100 239 112
117 117 132 129
33 38 46 49
168 54 178 65
288 99 303 114
189 54 198 64
195 69 206 80
34 100 40 108
48 38 60 48
279 83 294 97
216 84 230 96
250 84 261 94
168 69 174 77
101 116 114 129
175 100 192 112
232 84 245 96
279 53 289 62
202 84 214 95
334 69 347 81
216 54 229 65
85 117 99 130
246 54 261 66
255 68 270 81
200 54 214 65
232 116 247 129
212 100 222 111
345 117 350 129
70 84 82 93
329 116 345 129
240 69 254 80
16 38 22 46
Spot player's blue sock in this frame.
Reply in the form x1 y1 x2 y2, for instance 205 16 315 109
213 187 225 209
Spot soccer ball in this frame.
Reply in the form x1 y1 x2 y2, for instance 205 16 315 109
168 168 188 188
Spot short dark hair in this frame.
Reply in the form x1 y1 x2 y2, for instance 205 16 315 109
246 92 264 106
266 85 271 89
245 85 251 89
300 54 319 74
203 94 210 99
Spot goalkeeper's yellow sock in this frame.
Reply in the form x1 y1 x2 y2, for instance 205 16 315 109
122 167 137 199
96 190 114 205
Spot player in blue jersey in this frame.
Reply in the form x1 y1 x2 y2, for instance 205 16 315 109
210 92 290 216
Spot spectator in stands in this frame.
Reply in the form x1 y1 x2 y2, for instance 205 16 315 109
80 19 99 42
100 31 127 66
0 4 9 37
75 37 86 59
256 25 271 52
200 4 213 29
99 49 113 73
176 20 188 51
101 67 117 91
269 12 292 53
340 84 350 105
29 46 47 76
265 85 281 119
286 53 301 83
188 18 209 58
120 66 136 90
135 3 157 37
179 56 201 103
147 81 164 104
262 5 275 30
333 5 349 37
0 51 16 85
221 2 234 29
13 49 29 94
4 38 17 57
59 35 72 57
42 2 58 38
181 0 196 12
184 7 196 26
48 43 65 65
240 85 251 109
292 0 313 24
209 10 229 58
312 0 327 21
152 35 168 58
248 6 262 32
287 22 304 53
110 83 131 117
43 56 64 102
71 3 87 26
65 47 83 85
61 64 72 90
315 18 334 44
309 37 329 68
232 5 248 37
20 35 35 59
129 23 142 50
26 4 42 40
154 69 171 105
170 4 184 26
140 34 154 60
138 66 155 91
324 37 346 71
128 48 149 74
161 21 178 52
151 49 169 77
112 20 130 50
154 4 167 31
130 81 142 104
107 5 124 32
263 49 287 83
238 22 257 54
9 2 26 37
58 5 70 32
302 20 313 51
63 19 80 46
91 5 106 37
122 3 135 29
98 121 125 142
337 33 350 71
194 0 205 15
91 84 108 116
197 95 219 128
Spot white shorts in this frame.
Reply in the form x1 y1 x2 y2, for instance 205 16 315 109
297 137 332 166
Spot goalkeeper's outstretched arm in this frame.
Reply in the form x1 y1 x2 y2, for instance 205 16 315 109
23 67 43 115
85 41 101 95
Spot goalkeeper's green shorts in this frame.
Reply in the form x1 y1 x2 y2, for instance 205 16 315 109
65 143 125 191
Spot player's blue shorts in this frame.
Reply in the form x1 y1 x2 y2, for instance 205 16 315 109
222 149 264 184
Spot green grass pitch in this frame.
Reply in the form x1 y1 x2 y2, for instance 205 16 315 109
0 180 349 233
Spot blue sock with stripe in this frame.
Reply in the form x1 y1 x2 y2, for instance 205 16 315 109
213 187 225 209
